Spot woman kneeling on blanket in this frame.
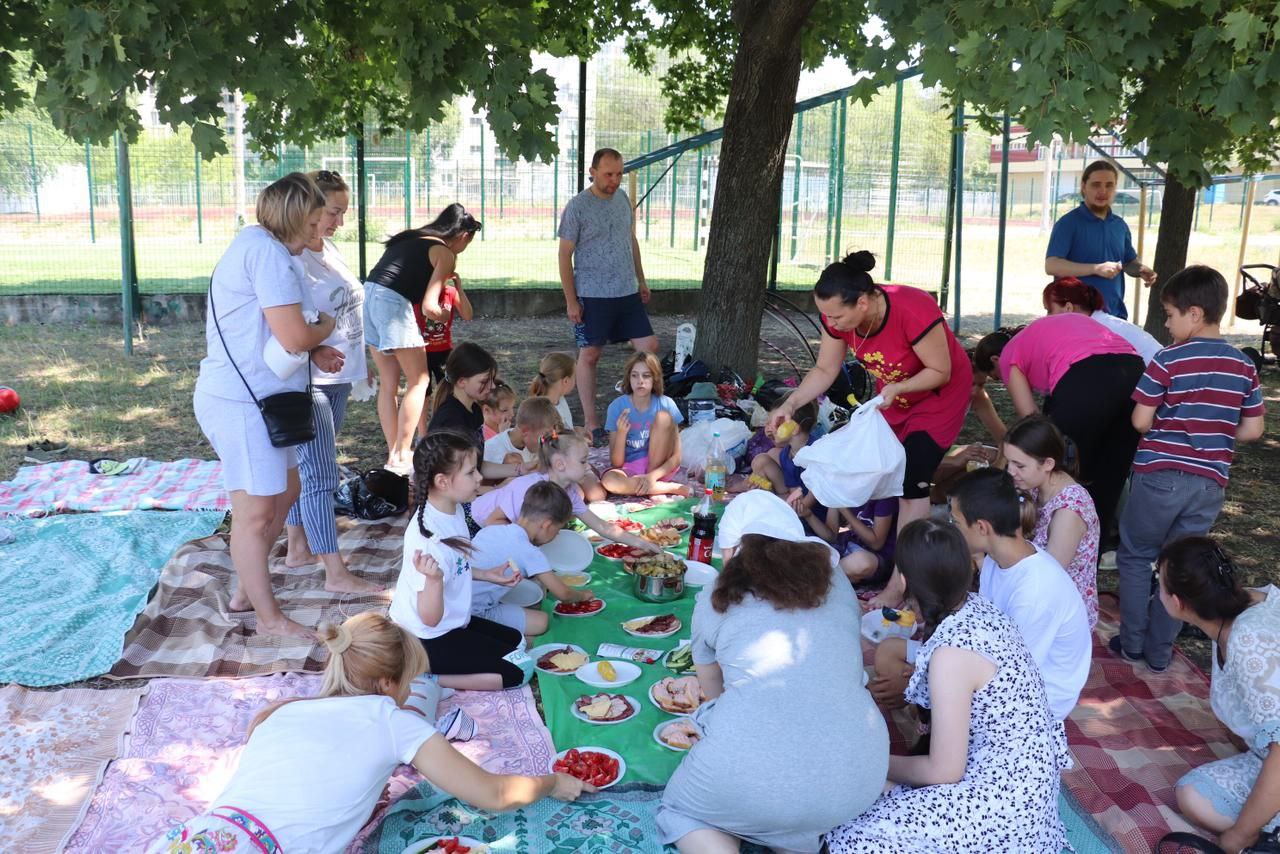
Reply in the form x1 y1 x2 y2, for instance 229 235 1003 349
1164 537 1280 854
148 612 589 854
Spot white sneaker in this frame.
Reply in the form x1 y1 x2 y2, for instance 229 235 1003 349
1099 550 1117 571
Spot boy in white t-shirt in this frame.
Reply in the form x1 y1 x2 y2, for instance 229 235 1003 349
484 396 561 467
949 468 1091 720
468 481 593 636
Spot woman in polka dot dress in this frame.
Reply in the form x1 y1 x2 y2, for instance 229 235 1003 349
826 519 1071 853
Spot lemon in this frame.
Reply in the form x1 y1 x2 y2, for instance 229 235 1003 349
599 661 617 682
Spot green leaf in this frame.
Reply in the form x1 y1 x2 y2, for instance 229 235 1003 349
1221 9 1266 50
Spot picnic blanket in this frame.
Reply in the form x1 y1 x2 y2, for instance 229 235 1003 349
64 674 554 853
1061 593 1236 852
0 509 225 686
0 682 146 854
538 497 704 787
108 515 405 680
0 458 229 516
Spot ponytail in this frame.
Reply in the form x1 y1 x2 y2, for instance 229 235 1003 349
1015 489 1038 539
534 428 587 473
529 352 576 397
1004 415 1081 480
433 342 497 412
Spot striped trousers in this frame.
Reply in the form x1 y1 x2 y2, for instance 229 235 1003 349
285 383 351 554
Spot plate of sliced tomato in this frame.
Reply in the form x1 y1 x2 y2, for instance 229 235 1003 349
403 835 490 854
551 746 625 789
596 543 649 562
553 598 606 617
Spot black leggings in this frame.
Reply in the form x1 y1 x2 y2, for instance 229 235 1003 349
1044 353 1145 534
420 617 524 688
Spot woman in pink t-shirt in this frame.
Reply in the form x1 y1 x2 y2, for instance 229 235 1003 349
768 250 972 537
973 312 1143 538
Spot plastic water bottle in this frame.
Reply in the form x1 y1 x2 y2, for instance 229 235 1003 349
704 431 728 502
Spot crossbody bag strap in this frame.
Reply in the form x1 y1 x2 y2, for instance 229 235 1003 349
207 273 314 406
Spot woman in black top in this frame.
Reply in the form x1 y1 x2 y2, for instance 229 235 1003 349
362 203 481 474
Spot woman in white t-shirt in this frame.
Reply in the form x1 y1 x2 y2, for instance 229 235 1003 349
147 612 589 854
281 170 381 596
194 173 346 641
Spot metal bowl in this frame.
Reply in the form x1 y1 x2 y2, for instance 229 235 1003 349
633 571 686 603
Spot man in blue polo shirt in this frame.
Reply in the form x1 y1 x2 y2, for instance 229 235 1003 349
1045 160 1157 319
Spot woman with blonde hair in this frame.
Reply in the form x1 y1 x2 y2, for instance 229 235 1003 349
148 612 591 854
194 172 345 640
281 169 381 596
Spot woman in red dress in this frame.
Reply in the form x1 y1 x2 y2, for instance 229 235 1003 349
768 251 972 595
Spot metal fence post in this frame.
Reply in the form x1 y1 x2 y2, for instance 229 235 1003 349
885 80 903 279
645 129 652 239
404 130 412 229
27 124 40 222
692 140 704 252
194 144 204 243
831 97 847 263
824 104 837 262
953 106 966 331
115 131 138 354
668 132 678 249
552 126 560 239
994 113 1011 330
479 123 487 240
790 111 804 261
85 140 96 243
356 130 368 279
939 108 959 314
425 127 432 213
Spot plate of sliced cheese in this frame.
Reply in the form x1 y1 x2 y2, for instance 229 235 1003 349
530 643 589 676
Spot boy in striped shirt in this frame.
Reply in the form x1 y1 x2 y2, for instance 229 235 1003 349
1113 265 1265 671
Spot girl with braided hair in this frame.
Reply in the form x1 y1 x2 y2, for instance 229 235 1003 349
147 612 589 854
387 431 531 691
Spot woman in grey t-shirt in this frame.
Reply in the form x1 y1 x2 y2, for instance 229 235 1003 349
194 173 343 641
657 508 889 852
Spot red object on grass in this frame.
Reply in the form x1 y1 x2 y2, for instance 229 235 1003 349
0 387 18 414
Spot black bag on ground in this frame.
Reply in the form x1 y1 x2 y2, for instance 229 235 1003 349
334 468 409 520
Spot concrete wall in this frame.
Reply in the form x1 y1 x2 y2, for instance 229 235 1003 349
0 288 706 326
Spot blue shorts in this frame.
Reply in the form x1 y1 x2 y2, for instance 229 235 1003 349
573 293 654 348
363 281 424 352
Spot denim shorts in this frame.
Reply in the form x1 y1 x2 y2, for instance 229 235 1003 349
363 281 424 352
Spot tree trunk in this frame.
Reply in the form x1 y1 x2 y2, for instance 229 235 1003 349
1143 174 1198 343
693 0 817 380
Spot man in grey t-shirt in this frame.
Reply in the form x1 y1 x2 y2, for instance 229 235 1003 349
558 148 658 443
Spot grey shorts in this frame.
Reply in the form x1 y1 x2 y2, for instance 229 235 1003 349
194 391 297 496
473 601 528 633
363 281 424 352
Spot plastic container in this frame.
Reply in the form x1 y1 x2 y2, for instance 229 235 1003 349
687 399 716 424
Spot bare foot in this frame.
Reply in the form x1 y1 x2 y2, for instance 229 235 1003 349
324 571 385 595
228 593 253 612
285 549 319 568
256 614 320 641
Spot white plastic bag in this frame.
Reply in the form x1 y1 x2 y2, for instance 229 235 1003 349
680 418 753 477
793 396 906 508
674 323 696 373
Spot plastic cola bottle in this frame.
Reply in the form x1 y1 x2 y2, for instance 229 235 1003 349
704 431 728 502
687 489 717 563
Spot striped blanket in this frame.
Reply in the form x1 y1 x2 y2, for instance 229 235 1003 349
108 515 404 680
0 458 229 516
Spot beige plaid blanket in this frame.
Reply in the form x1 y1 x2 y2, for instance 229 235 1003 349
108 515 406 679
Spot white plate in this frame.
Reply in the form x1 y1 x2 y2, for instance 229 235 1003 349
554 570 592 587
501 578 545 607
552 745 626 789
652 717 702 752
683 560 718 586
539 529 594 574
402 836 490 854
553 599 607 618
575 659 642 688
529 643 588 676
649 677 704 716
621 615 682 638
569 694 641 725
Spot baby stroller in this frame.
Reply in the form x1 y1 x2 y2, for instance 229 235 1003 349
1235 263 1280 371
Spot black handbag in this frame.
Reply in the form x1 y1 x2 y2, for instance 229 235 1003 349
208 278 316 448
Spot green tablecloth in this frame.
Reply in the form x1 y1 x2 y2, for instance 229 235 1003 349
537 497 718 786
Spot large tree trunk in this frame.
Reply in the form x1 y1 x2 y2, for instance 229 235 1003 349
693 0 816 379
1143 174 1198 344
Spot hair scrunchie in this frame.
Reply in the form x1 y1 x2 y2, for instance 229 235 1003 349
325 623 353 655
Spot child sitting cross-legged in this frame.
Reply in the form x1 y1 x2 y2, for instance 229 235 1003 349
601 352 690 497
389 431 531 692
146 612 588 854
484 395 558 469
472 430 661 555
468 480 595 639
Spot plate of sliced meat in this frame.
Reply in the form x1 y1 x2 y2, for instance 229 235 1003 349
654 717 702 752
571 692 640 725
649 675 706 715
530 643 589 676
621 613 682 638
